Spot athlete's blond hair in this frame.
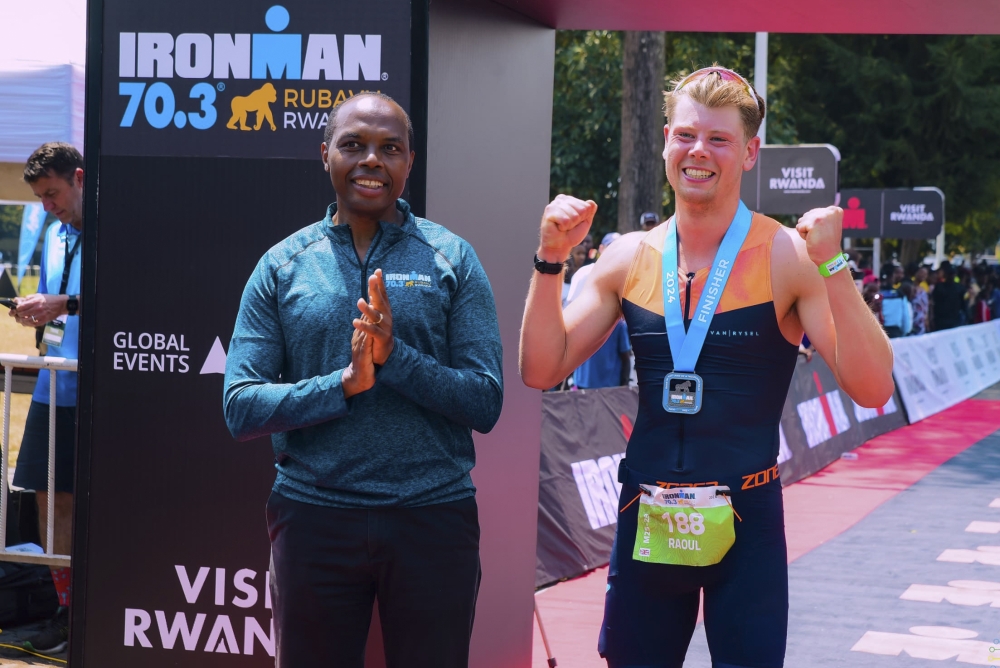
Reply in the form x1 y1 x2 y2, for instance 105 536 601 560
663 67 766 142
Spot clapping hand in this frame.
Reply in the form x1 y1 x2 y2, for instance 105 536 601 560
342 327 375 399
354 268 394 365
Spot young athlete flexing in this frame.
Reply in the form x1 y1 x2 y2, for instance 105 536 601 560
520 68 894 667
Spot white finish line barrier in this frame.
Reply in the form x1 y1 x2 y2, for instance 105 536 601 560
0 354 77 567
891 321 1000 423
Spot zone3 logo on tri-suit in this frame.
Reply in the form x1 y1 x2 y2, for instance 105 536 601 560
742 464 779 491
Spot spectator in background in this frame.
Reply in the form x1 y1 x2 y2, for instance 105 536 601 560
932 261 964 331
910 263 931 294
570 233 631 389
8 142 85 654
640 212 660 232
847 250 862 271
965 268 974 310
879 262 912 338
847 253 863 293
898 282 918 334
883 262 904 289
798 333 815 361
582 233 595 264
957 267 973 326
988 275 1000 320
909 267 930 335
973 278 992 323
574 319 631 389
863 274 883 324
562 243 588 306
857 254 873 279
550 243 591 386
566 232 620 305
975 260 990 299
851 270 864 294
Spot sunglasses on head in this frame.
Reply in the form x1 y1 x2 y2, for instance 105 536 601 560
675 67 763 114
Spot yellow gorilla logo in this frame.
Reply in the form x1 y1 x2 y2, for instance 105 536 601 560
227 83 278 131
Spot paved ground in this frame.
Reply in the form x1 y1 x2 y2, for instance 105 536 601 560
534 392 1000 667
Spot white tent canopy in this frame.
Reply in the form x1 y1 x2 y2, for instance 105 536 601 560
0 0 86 169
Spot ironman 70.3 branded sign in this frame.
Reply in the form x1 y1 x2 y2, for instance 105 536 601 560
101 0 411 158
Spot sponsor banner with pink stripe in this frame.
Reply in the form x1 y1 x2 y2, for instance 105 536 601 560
891 321 1000 423
778 353 906 485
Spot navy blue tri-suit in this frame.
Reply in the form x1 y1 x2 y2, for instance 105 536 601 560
600 214 799 668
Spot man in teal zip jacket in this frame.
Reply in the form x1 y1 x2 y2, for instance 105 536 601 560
224 93 503 668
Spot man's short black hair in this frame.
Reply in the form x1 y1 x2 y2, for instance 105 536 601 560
23 142 84 184
322 92 413 149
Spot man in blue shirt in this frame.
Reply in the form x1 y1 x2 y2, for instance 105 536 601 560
575 319 632 388
7 142 85 654
879 262 913 337
570 233 632 388
224 93 503 667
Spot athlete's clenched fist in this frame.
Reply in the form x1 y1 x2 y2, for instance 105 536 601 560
796 206 844 268
537 195 598 263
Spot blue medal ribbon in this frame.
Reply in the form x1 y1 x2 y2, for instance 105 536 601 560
662 201 753 373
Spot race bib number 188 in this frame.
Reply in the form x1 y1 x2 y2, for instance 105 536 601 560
632 485 735 567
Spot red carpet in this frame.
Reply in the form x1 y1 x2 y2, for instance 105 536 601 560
531 399 1000 668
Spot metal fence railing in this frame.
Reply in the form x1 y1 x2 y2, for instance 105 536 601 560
0 354 77 567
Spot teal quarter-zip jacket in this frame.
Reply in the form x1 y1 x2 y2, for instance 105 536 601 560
224 200 503 508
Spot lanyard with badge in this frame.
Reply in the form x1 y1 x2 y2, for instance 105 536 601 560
660 200 752 414
629 201 753 568
41 232 82 348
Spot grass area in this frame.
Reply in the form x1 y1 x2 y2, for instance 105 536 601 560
0 306 42 357
18 275 39 296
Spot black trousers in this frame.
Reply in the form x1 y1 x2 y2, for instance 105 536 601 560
266 491 481 668
12 401 76 493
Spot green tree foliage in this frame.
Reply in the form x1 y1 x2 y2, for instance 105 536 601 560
550 31 622 238
0 205 24 264
0 205 51 272
0 205 22 239
552 31 1000 255
773 34 1000 255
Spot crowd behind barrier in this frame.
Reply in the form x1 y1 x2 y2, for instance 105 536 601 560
535 321 999 587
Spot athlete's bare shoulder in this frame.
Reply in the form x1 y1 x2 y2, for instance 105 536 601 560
767 219 829 351
770 222 822 302
590 230 647 299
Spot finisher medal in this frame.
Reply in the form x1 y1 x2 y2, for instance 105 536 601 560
661 201 753 414
663 371 703 414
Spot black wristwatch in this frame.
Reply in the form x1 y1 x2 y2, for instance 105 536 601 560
66 295 79 316
533 254 565 275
